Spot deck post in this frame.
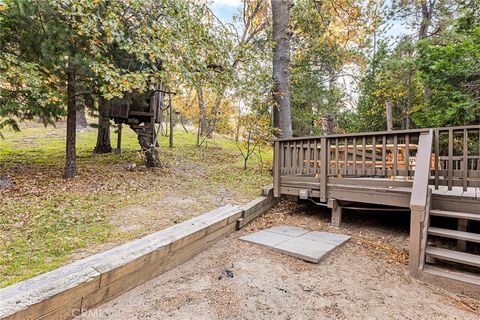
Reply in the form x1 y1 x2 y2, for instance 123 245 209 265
115 123 123 154
328 199 342 227
409 130 433 276
409 207 424 276
320 138 328 202
457 219 468 251
273 141 281 197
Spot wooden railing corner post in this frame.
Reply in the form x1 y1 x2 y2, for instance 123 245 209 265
273 141 281 197
409 129 434 277
320 138 328 202
409 205 425 276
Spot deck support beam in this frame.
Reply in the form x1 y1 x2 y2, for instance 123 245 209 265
328 199 342 227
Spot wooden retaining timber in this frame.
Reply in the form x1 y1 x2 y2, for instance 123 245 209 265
0 186 277 320
237 187 278 229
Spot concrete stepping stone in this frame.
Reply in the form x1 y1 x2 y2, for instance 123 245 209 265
266 225 308 237
240 230 292 247
301 231 351 246
240 226 350 263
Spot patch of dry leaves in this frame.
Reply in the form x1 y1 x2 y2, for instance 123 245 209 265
246 200 409 266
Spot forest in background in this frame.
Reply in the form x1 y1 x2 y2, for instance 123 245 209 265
0 0 479 177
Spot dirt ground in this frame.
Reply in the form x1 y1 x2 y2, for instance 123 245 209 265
78 201 480 320
0 121 271 287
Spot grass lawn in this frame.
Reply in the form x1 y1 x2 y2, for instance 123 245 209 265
0 121 272 288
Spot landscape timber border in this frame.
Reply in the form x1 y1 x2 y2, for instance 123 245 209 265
0 186 278 320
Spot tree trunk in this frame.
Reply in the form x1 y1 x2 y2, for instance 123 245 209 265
140 134 161 167
235 114 241 143
76 104 88 130
179 112 189 133
129 125 161 167
271 0 293 138
272 105 280 129
144 147 160 167
419 1 434 110
196 80 208 136
386 99 393 131
64 66 77 179
406 68 413 129
205 93 222 136
94 97 112 154
324 116 336 135
128 90 162 167
419 1 432 40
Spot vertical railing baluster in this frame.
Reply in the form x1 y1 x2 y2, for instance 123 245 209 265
344 137 348 175
299 140 304 174
287 142 290 175
274 141 281 197
405 134 410 178
434 129 440 189
293 141 297 174
463 129 468 191
372 136 376 176
393 134 398 177
286 142 291 175
327 138 331 176
320 138 328 202
448 129 453 190
362 136 366 175
353 137 357 176
306 140 311 175
314 139 319 175
382 135 387 176
335 138 339 176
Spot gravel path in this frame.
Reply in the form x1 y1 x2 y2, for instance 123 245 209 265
78 201 480 320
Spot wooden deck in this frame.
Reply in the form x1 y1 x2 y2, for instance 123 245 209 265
273 126 480 297
280 175 480 212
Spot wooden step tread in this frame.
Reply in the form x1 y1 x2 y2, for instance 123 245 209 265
428 227 480 243
423 266 480 286
430 209 480 221
425 246 480 268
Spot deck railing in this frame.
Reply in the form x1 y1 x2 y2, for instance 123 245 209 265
273 125 480 198
433 126 480 190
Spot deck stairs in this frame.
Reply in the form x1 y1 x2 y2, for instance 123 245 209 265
419 204 480 286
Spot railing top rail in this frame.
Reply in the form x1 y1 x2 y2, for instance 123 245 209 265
273 124 480 142
274 128 429 142
432 124 480 131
